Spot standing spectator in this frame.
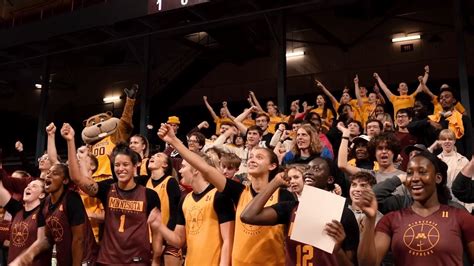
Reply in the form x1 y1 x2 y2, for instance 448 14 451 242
282 124 333 165
203 96 233 135
394 109 417 171
429 129 470 211
428 87 473 158
356 151 474 266
373 71 424 118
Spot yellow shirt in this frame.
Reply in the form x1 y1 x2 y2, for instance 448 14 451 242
310 107 334 131
139 157 149 176
389 94 416 118
182 188 222 265
146 176 173 226
233 186 285 266
432 96 465 116
91 135 115 178
268 115 285 134
214 117 233 135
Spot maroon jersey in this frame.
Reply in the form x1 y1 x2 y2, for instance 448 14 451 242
97 183 152 264
376 205 474 266
43 190 97 266
9 206 51 266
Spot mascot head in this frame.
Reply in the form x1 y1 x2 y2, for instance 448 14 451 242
82 111 120 144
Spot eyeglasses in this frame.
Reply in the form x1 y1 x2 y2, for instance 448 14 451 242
187 139 199 143
37 156 49 162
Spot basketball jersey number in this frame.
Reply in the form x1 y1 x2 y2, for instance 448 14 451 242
119 214 126 232
296 244 314 266
92 147 106 156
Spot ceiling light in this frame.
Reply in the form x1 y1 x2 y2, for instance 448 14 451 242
286 51 305 58
392 35 421 43
103 95 121 103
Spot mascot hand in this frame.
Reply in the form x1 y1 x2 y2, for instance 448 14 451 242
124 84 139 99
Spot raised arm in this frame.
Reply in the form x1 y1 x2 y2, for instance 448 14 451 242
373 73 394 100
46 123 60 164
223 101 235 120
0 180 11 207
158 123 227 191
240 173 289 225
354 75 363 107
337 122 362 175
233 106 259 134
316 80 339 109
249 91 264 112
373 84 386 105
203 96 219 121
422 65 429 85
61 123 99 197
418 75 436 99
411 76 424 96
354 189 391 266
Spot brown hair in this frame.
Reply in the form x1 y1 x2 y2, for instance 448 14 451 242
291 124 323 156
349 171 376 186
220 152 241 169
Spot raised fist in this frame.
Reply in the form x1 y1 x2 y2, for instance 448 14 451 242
46 123 56 136
15 141 23 152
124 84 138 99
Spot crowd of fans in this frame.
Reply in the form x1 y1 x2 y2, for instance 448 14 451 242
1 64 474 265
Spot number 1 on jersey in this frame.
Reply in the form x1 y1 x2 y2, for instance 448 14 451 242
119 214 126 232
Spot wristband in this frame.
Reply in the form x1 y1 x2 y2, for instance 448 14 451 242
342 136 349 140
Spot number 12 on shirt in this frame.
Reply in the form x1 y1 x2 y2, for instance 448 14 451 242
296 244 314 266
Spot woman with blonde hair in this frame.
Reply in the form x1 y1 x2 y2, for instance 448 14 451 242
429 128 471 211
281 124 333 165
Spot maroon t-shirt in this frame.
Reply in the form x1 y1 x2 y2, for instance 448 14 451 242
6 199 51 266
376 205 474 266
43 190 97 266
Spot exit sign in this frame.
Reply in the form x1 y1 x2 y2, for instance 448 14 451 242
149 0 209 14
400 44 414 53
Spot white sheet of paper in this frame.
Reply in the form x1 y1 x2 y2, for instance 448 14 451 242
290 185 346 254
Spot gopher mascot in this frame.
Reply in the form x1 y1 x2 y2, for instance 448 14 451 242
80 85 137 242
82 85 138 181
